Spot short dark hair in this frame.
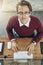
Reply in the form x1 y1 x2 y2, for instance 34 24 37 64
16 0 32 12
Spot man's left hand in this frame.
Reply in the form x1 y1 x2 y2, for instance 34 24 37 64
27 43 35 55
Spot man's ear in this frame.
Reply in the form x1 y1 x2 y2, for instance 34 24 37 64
30 12 32 15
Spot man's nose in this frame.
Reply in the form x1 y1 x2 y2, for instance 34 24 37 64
22 14 26 19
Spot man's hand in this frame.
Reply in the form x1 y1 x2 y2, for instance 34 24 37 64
11 40 19 52
27 43 35 55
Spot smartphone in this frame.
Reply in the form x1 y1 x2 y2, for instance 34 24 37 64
40 42 43 54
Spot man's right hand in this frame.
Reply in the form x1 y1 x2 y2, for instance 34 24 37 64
11 40 19 52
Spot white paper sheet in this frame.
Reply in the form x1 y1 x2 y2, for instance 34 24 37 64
14 51 33 60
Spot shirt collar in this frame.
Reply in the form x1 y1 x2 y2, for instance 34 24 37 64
18 17 31 27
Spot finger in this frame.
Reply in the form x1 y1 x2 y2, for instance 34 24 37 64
26 46 30 51
27 47 34 55
16 47 20 51
27 48 31 55
27 51 31 55
14 46 20 52
28 49 34 54
12 46 17 52
14 47 18 52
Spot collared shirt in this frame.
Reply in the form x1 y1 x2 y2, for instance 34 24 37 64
18 17 31 27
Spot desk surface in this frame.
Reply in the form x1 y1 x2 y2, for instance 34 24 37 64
0 38 43 59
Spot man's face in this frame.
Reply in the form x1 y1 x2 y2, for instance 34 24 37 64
17 5 31 24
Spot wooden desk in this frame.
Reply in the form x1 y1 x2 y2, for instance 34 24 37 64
0 38 43 59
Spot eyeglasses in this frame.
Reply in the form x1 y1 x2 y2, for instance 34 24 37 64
17 11 30 15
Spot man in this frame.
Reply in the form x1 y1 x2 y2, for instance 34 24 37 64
6 0 43 54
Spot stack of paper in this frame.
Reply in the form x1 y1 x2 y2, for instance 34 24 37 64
14 51 33 60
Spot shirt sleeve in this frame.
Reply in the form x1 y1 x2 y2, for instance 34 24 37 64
6 17 15 40
33 18 43 43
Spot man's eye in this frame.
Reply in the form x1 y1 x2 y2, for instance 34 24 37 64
17 12 23 14
20 12 23 14
25 12 30 14
25 12 28 13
